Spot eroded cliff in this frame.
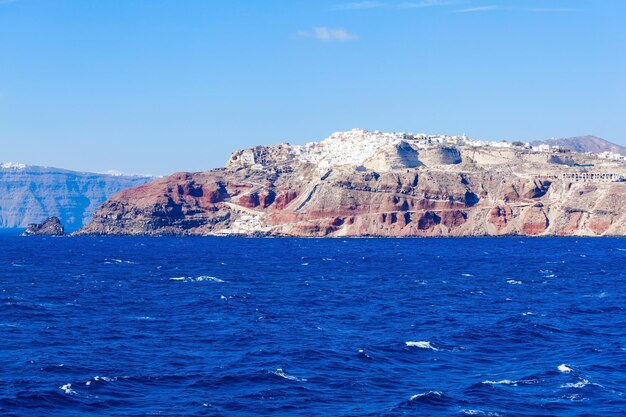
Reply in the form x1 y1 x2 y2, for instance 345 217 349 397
76 129 626 237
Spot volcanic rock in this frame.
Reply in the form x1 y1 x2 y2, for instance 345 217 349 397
75 129 626 237
22 217 65 236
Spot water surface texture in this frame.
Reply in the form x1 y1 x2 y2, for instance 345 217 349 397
1 235 626 416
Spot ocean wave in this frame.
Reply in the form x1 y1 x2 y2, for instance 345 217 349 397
561 378 602 389
85 375 119 386
59 383 76 395
169 276 224 283
405 341 439 351
481 379 539 386
402 390 454 407
358 348 373 359
462 410 502 416
272 368 307 382
409 390 444 401
558 364 573 373
104 258 136 264
506 280 522 285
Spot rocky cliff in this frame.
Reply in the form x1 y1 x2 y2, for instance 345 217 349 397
76 129 626 237
0 163 154 230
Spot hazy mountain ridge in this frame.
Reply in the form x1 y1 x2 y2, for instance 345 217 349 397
0 163 154 229
531 136 626 155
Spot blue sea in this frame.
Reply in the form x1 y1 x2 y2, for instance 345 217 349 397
1 232 626 416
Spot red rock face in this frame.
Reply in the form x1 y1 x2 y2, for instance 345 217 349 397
440 210 467 229
417 211 441 230
488 206 513 229
75 160 626 237
588 215 612 235
274 191 298 210
238 193 260 208
556 211 583 236
520 206 549 235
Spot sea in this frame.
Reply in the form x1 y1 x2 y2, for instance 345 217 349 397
1 230 626 416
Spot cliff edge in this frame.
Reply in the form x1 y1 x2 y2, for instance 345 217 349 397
76 129 626 237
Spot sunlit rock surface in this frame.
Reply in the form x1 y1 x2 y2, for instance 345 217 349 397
76 129 626 237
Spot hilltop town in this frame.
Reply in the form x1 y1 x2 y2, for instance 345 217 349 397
77 129 626 237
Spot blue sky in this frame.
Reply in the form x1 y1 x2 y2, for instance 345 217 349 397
0 0 624 175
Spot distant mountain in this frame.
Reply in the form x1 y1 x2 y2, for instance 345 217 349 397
531 136 626 155
0 163 154 230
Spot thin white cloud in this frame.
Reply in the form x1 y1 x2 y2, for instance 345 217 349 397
398 0 454 9
298 27 359 42
454 5 498 13
332 1 385 10
528 8 579 13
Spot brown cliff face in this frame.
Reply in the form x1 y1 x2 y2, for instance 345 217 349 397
76 135 626 237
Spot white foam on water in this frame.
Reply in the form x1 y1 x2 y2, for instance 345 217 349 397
462 411 501 417
409 391 443 401
405 341 439 351
273 368 307 382
169 276 224 283
481 379 538 386
196 276 224 282
558 364 573 373
358 348 372 359
462 273 473 277
562 379 590 389
105 259 136 264
59 383 76 395
86 375 122 386
94 376 116 382
507 280 522 285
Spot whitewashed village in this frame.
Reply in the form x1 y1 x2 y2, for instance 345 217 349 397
230 128 626 185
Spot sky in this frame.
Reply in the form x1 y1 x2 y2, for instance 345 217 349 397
0 0 624 176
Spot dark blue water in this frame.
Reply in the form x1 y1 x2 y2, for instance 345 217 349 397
1 234 626 416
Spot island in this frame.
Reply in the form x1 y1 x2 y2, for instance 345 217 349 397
75 129 626 237
21 217 65 236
